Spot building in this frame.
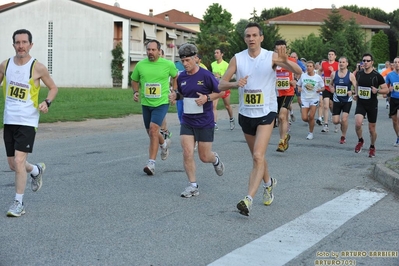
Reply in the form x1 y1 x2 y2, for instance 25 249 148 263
0 0 197 88
266 8 390 44
154 9 202 32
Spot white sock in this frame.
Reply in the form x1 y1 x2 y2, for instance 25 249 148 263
213 155 219 166
160 142 167 149
264 180 272 187
148 159 155 165
30 165 39 177
190 182 198 188
15 193 23 203
246 195 253 202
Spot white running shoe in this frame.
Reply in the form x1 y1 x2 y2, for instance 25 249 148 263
306 132 314 140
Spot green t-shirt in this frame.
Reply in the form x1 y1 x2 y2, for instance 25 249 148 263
211 60 229 77
131 58 178 107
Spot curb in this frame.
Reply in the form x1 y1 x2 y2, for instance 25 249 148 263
373 162 399 195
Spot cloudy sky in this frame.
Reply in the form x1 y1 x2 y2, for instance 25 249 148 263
0 0 397 23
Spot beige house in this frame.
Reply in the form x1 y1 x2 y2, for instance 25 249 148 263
0 0 198 88
266 8 390 44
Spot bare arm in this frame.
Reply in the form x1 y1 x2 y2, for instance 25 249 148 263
219 57 239 91
0 60 7 86
132 80 140 102
349 73 357 97
329 71 336 93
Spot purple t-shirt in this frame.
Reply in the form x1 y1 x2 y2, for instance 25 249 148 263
177 67 220 128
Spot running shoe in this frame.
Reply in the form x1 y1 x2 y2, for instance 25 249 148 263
355 141 364 153
339 136 346 144
276 140 285 152
143 162 155 175
306 132 314 140
229 118 235 130
160 138 171 160
369 147 376 158
394 137 399 147
213 152 224 176
284 133 291 151
160 129 172 140
237 196 252 216
7 200 25 217
321 124 329 132
31 162 45 192
386 102 389 109
214 123 218 131
316 118 323 126
263 178 277 206
290 113 296 122
181 185 199 198
334 124 339 133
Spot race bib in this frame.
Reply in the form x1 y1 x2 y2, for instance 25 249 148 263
243 91 264 108
144 83 161 98
7 84 29 102
393 82 399 92
358 86 371 99
335 86 348 96
276 77 290 90
183 98 203 114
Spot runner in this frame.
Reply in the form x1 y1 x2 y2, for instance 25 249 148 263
168 43 224 197
211 48 235 130
353 53 389 157
320 50 339 132
274 40 296 152
329 56 357 144
131 39 178 175
218 22 302 216
385 56 399 146
297 61 325 140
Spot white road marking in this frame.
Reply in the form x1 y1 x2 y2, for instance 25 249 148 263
209 188 387 266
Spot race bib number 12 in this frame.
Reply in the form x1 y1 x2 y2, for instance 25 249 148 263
145 83 161 98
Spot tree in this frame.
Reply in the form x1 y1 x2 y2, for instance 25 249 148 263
260 7 292 21
319 8 346 44
317 9 368 71
111 43 124 87
371 31 390 65
289 33 327 63
196 4 234 67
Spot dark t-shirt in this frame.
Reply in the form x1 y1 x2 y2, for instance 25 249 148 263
356 69 385 105
177 67 220 128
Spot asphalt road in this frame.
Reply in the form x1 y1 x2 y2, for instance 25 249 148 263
1 98 398 266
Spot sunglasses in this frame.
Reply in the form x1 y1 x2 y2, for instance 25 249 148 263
362 59 372 62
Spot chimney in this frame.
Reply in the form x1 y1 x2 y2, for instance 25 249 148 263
149 9 153 17
165 14 169 21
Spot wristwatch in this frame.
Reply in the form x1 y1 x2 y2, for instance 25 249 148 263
45 99 52 107
207 95 211 102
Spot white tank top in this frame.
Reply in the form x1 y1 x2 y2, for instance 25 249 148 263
3 57 40 127
235 48 277 118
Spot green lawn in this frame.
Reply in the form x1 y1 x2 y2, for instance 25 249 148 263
0 87 239 128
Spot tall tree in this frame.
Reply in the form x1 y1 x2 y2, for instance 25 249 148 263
260 7 292 21
195 4 234 67
371 30 390 65
319 8 346 44
289 33 327 63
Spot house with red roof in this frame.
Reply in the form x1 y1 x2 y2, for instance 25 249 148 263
154 9 202 32
0 0 197 88
266 8 390 44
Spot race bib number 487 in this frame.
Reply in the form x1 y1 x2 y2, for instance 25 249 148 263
243 92 264 107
